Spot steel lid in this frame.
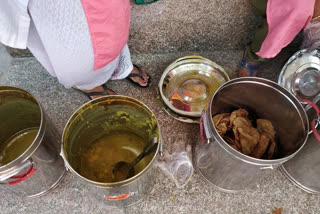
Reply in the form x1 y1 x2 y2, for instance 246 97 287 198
158 55 229 118
278 49 320 103
279 49 320 194
280 118 320 194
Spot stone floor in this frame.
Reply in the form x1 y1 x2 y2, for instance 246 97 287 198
1 48 320 214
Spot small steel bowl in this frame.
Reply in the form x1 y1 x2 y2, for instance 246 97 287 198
158 55 230 118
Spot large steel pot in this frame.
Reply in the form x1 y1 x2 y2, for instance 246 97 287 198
158 55 230 120
61 96 162 208
0 86 66 198
194 78 309 192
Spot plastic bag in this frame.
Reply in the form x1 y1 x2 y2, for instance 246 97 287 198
156 141 193 188
301 20 320 51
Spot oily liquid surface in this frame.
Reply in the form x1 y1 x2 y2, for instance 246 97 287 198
0 128 38 165
79 132 146 183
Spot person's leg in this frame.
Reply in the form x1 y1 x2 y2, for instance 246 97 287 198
77 43 150 99
238 0 268 77
245 19 268 63
27 20 56 78
111 44 150 87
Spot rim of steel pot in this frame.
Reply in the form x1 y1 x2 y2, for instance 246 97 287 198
280 123 320 194
205 77 309 166
0 86 45 180
61 95 162 188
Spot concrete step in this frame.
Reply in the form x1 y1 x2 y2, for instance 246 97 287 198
4 0 301 59
128 0 261 53
3 0 281 57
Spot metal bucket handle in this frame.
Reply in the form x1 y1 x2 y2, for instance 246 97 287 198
0 158 35 185
158 138 164 158
301 99 320 141
8 165 36 185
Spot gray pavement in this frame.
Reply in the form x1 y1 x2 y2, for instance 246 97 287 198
1 48 320 214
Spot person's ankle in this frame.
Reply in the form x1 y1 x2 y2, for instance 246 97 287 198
239 57 259 77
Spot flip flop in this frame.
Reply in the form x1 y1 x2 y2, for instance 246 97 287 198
74 84 116 100
126 64 151 88
135 0 158 5
240 57 259 76
239 50 259 77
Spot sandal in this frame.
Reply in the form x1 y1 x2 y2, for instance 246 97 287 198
74 84 116 100
239 49 260 77
135 0 158 5
239 57 259 77
126 64 151 88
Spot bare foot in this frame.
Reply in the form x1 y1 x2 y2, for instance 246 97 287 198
79 85 116 100
127 65 150 87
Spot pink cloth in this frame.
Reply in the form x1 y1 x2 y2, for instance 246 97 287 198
256 0 315 58
81 0 130 71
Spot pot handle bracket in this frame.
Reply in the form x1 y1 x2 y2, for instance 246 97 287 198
200 110 214 144
301 99 320 142
8 159 36 185
158 137 164 159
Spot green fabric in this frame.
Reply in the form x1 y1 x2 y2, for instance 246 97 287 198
246 19 269 62
245 0 269 62
250 0 267 16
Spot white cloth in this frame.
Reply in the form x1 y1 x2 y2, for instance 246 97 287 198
0 0 133 90
0 0 30 49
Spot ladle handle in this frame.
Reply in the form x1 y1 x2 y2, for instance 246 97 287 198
129 143 158 169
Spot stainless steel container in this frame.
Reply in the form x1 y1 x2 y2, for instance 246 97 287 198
61 96 162 207
278 49 320 104
158 55 230 120
280 118 320 194
194 78 309 192
278 49 320 194
0 86 66 198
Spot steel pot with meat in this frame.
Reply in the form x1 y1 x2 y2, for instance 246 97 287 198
194 77 309 192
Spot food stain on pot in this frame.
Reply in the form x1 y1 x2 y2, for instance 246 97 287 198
79 131 149 183
0 127 38 166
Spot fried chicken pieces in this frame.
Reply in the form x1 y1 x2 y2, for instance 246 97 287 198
212 109 276 159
